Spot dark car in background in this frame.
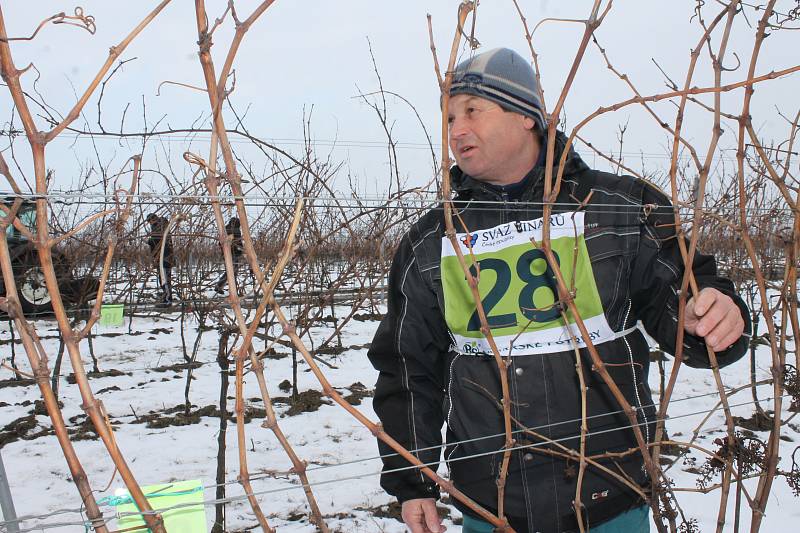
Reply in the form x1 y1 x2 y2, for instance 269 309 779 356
2 200 99 315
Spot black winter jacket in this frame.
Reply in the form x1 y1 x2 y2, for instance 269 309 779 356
367 133 750 533
146 218 174 269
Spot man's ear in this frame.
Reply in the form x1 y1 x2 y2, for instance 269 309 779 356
522 115 536 131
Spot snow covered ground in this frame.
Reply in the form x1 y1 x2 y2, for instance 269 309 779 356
0 306 798 532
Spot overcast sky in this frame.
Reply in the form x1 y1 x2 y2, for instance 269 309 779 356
1 1 798 195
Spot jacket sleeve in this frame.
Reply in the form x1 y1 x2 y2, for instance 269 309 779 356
629 182 752 368
368 233 450 502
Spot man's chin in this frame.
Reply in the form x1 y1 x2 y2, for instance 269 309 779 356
455 162 483 179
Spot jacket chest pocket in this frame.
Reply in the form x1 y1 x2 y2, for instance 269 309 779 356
419 261 447 317
585 229 637 330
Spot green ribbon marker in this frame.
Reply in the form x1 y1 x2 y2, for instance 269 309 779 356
103 479 207 532
99 304 124 327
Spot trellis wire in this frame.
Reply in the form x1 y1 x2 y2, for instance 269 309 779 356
1 393 791 533
0 191 794 213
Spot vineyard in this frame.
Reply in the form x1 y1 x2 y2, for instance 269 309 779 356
1 1 800 532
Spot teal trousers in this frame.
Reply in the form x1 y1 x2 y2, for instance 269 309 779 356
461 505 650 533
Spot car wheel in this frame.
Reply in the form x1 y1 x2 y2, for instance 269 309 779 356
17 261 54 315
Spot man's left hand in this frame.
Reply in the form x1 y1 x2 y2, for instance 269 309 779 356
684 287 745 352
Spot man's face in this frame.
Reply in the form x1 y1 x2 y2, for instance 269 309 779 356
448 94 538 185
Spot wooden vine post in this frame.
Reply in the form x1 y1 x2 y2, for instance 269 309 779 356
0 4 174 532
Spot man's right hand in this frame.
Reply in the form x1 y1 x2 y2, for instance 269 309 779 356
401 498 447 533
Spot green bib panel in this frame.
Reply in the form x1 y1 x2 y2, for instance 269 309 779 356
441 212 614 356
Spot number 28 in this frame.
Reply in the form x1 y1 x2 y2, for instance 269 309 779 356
466 249 561 331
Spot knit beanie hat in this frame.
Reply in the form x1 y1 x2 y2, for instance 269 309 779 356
449 47 546 133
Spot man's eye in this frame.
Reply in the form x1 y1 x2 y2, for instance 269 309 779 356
447 116 454 124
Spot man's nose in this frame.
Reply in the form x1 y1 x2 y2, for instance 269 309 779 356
449 116 468 139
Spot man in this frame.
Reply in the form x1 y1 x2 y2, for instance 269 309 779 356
214 216 244 294
368 48 749 533
146 213 174 306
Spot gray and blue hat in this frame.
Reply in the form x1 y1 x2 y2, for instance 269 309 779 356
449 47 547 132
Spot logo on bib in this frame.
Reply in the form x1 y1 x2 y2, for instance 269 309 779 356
461 233 478 249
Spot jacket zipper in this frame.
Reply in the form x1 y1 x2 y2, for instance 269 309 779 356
445 353 461 471
623 299 650 444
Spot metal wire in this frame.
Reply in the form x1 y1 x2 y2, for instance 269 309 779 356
1 393 791 532
6 362 767 459
0 190 793 212
40 130 744 163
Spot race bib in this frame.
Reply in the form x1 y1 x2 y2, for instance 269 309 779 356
441 212 614 356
